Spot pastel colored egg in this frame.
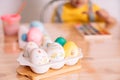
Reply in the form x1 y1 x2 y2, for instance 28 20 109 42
21 33 27 41
64 41 78 58
55 37 67 46
30 21 44 33
46 42 65 62
30 48 49 65
27 27 43 45
23 42 38 58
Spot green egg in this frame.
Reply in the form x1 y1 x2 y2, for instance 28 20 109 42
55 37 67 46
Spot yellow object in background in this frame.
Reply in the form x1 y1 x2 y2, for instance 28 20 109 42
52 3 103 24
64 41 78 58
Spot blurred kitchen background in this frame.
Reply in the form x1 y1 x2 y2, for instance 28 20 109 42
0 0 120 39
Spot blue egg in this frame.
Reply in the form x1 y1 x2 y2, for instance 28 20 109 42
21 33 27 41
30 21 44 32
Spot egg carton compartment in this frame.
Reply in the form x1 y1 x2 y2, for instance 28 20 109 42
17 51 83 74
75 23 112 41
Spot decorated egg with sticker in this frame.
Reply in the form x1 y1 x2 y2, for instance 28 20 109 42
29 48 49 65
23 42 38 58
64 41 79 58
46 42 65 62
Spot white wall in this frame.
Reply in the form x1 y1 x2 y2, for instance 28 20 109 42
92 0 120 22
0 0 22 15
21 0 49 22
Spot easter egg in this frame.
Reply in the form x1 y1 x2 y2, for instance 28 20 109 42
30 48 49 65
46 42 65 62
55 37 67 46
42 34 52 49
64 41 78 58
21 33 27 41
23 42 38 58
30 21 44 33
27 27 43 45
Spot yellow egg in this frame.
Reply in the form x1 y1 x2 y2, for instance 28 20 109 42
64 41 78 58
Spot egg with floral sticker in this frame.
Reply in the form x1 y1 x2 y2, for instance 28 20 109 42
64 41 79 58
30 48 49 65
23 42 38 58
46 42 65 62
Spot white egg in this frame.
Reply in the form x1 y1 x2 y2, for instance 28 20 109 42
23 42 38 58
46 42 65 62
30 48 49 65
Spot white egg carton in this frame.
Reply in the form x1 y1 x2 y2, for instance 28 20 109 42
17 51 83 74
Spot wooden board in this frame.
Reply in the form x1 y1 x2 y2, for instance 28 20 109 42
17 60 82 80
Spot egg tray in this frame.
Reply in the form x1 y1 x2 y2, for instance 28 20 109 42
17 52 83 74
75 23 112 40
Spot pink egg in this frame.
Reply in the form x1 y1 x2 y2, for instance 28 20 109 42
27 28 43 45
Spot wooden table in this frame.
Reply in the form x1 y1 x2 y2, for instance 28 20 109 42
0 24 120 80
